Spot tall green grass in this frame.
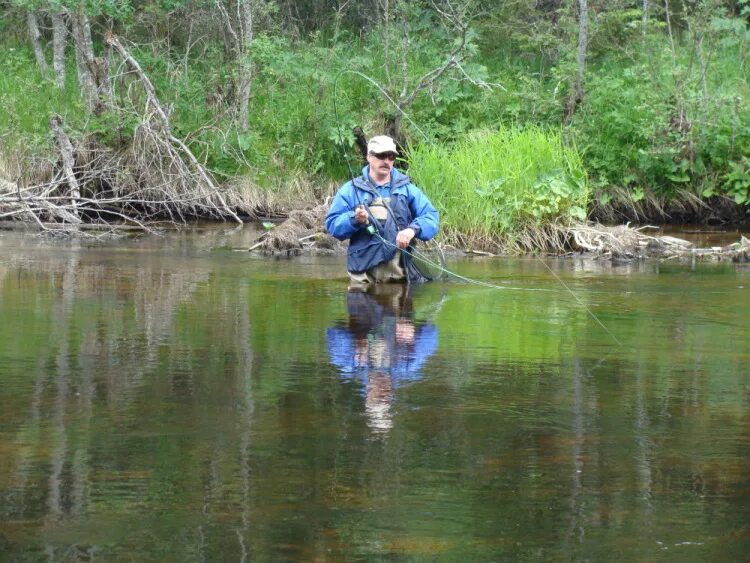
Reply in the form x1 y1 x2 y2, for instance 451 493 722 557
0 47 85 154
408 126 589 243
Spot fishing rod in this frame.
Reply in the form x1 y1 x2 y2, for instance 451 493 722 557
331 69 622 347
332 69 427 233
333 69 451 279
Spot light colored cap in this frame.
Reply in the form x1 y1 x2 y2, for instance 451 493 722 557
367 135 398 155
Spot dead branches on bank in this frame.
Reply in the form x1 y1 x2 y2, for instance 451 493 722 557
105 33 242 224
247 204 344 255
1 143 152 236
50 116 82 224
1 34 247 236
568 223 750 262
240 213 749 263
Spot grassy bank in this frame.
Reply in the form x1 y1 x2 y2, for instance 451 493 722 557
408 127 588 249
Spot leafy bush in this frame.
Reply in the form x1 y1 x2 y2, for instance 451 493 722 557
0 47 84 154
567 39 750 208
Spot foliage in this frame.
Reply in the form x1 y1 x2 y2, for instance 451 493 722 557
0 46 84 154
571 27 749 204
0 0 748 226
407 127 588 242
721 156 750 203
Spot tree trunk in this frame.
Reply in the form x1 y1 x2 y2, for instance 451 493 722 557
50 115 81 223
380 0 392 89
664 0 676 63
217 0 238 63
70 8 112 114
70 7 97 111
91 56 114 110
575 0 588 100
696 32 708 104
52 12 68 89
384 112 404 150
27 11 49 78
236 0 254 133
642 0 649 34
352 126 369 161
566 0 588 122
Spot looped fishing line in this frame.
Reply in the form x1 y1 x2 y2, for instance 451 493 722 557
374 231 549 292
383 233 622 345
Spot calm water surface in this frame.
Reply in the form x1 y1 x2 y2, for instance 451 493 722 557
0 227 749 561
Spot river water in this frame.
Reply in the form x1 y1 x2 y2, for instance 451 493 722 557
0 227 748 560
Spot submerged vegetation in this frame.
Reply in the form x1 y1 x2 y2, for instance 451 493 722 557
0 1 748 244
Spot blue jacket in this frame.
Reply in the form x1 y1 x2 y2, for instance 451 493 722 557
325 166 439 274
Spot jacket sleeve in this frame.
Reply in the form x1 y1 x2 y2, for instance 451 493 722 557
325 182 363 240
406 185 439 241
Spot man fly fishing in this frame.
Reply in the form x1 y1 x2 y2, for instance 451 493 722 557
325 135 439 285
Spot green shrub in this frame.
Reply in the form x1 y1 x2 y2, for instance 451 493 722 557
0 47 84 154
568 35 750 206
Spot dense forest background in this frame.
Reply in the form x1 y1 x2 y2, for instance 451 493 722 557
0 0 748 231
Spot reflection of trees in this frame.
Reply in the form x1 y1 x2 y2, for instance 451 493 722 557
634 354 654 519
5 248 98 556
47 249 77 521
236 286 254 563
565 357 602 556
2 241 214 558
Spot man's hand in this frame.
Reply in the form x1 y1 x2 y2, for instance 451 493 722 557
396 228 416 249
355 205 368 224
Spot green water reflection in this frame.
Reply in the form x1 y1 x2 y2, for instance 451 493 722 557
0 229 749 560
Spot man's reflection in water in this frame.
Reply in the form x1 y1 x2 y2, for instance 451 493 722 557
327 285 438 433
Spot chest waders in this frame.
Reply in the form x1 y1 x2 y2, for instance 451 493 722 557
364 195 430 284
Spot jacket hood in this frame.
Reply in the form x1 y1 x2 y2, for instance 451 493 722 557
358 165 410 190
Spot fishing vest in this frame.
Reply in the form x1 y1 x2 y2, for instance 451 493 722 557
346 176 414 275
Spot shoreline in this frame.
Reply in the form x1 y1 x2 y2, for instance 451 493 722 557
242 210 750 263
1 213 748 264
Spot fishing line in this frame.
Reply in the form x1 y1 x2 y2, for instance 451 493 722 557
332 69 622 346
531 257 622 346
396 232 621 345
373 231 550 292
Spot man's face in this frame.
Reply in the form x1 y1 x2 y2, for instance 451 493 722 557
367 151 396 180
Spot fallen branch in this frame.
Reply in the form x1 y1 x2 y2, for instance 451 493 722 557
105 32 243 224
50 115 82 224
567 223 749 262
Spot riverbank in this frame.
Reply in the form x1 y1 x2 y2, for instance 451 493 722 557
238 203 750 263
2 6 748 241
2 190 748 263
